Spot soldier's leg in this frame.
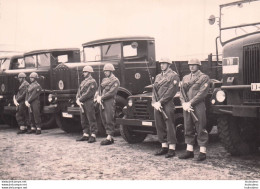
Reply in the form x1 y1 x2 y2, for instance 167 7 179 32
76 103 90 141
16 103 27 134
194 103 208 161
31 100 42 134
164 102 177 145
27 107 36 134
85 101 97 143
154 109 167 144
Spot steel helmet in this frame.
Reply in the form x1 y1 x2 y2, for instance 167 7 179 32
29 72 38 78
159 57 172 64
103 63 115 71
83 65 94 73
18 72 26 78
188 58 201 66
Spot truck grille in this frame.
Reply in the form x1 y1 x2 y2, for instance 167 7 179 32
243 43 260 104
133 99 150 119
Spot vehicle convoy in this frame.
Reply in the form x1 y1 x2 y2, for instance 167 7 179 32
0 48 81 129
209 0 260 155
116 59 222 144
46 36 157 134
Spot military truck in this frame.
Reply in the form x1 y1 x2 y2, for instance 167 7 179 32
209 0 260 155
46 36 157 134
0 48 81 129
0 53 24 126
116 59 222 144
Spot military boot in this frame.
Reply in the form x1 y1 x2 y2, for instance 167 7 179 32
76 135 89 141
165 149 175 158
88 136 96 143
195 153 206 161
17 129 27 134
154 148 168 156
26 129 36 134
36 129 41 135
100 138 114 145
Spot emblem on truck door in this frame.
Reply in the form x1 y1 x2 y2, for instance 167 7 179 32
58 80 64 90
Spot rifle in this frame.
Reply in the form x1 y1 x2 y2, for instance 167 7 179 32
180 84 198 122
79 102 84 113
145 59 168 121
98 63 104 110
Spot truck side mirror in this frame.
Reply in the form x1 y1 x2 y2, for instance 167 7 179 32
208 15 216 25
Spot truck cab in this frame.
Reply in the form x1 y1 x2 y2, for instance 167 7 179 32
48 36 156 134
0 48 80 129
210 0 260 155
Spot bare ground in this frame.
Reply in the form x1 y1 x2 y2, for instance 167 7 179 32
0 125 259 180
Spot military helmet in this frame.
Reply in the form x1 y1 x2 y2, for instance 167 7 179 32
188 58 201 66
159 57 172 64
29 72 38 78
83 65 94 73
18 72 26 78
103 63 115 71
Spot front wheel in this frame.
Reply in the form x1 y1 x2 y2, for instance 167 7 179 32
41 114 57 130
217 115 258 156
55 113 82 133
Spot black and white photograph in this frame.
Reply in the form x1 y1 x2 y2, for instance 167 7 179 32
0 0 259 188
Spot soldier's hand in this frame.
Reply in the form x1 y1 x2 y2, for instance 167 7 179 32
187 107 194 113
76 98 81 106
25 101 29 107
96 95 102 104
182 102 191 111
153 101 161 111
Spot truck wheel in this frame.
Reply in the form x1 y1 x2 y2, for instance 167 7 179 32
120 121 147 143
2 115 18 127
41 114 57 129
217 115 258 156
55 113 82 133
175 113 184 144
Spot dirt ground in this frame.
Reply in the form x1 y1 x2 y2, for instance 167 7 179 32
0 124 259 180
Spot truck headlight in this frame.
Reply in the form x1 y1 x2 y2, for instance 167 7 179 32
48 94 53 102
128 99 133 107
216 90 226 102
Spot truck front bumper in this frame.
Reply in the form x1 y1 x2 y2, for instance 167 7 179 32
3 106 16 115
211 105 260 118
42 104 59 114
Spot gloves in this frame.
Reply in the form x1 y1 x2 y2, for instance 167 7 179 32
153 101 161 111
96 95 102 104
76 98 81 106
25 101 30 107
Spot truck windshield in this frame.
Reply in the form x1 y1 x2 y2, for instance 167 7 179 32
83 43 121 62
1 58 11 70
38 53 50 67
220 0 260 43
25 55 37 68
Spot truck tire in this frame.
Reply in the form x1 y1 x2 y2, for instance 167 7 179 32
217 115 258 156
175 113 184 144
41 114 57 129
120 117 147 143
2 115 18 127
55 113 81 133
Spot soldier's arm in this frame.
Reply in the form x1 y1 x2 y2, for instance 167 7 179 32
16 86 28 103
101 80 120 100
79 82 97 102
27 86 41 103
76 87 80 99
159 75 180 105
189 75 210 106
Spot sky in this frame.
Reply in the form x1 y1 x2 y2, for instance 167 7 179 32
0 0 241 60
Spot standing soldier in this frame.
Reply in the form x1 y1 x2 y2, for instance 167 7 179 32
178 58 210 161
14 72 30 134
152 58 180 158
96 63 120 145
76 66 98 143
25 72 42 135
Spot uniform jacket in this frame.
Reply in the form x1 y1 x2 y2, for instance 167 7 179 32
100 74 120 100
180 70 210 106
76 75 97 102
26 81 42 103
152 68 180 105
16 80 29 103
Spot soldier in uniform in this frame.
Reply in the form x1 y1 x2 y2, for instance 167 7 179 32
96 63 120 145
152 57 180 158
76 66 98 143
14 72 30 134
25 72 42 135
178 58 210 161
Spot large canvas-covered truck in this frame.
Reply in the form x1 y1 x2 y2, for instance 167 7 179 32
0 48 81 129
46 36 157 134
116 58 222 144
210 0 260 155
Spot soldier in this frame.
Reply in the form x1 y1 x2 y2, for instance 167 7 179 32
14 72 30 134
76 66 98 143
178 58 210 161
96 63 120 145
25 72 42 135
152 57 180 158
